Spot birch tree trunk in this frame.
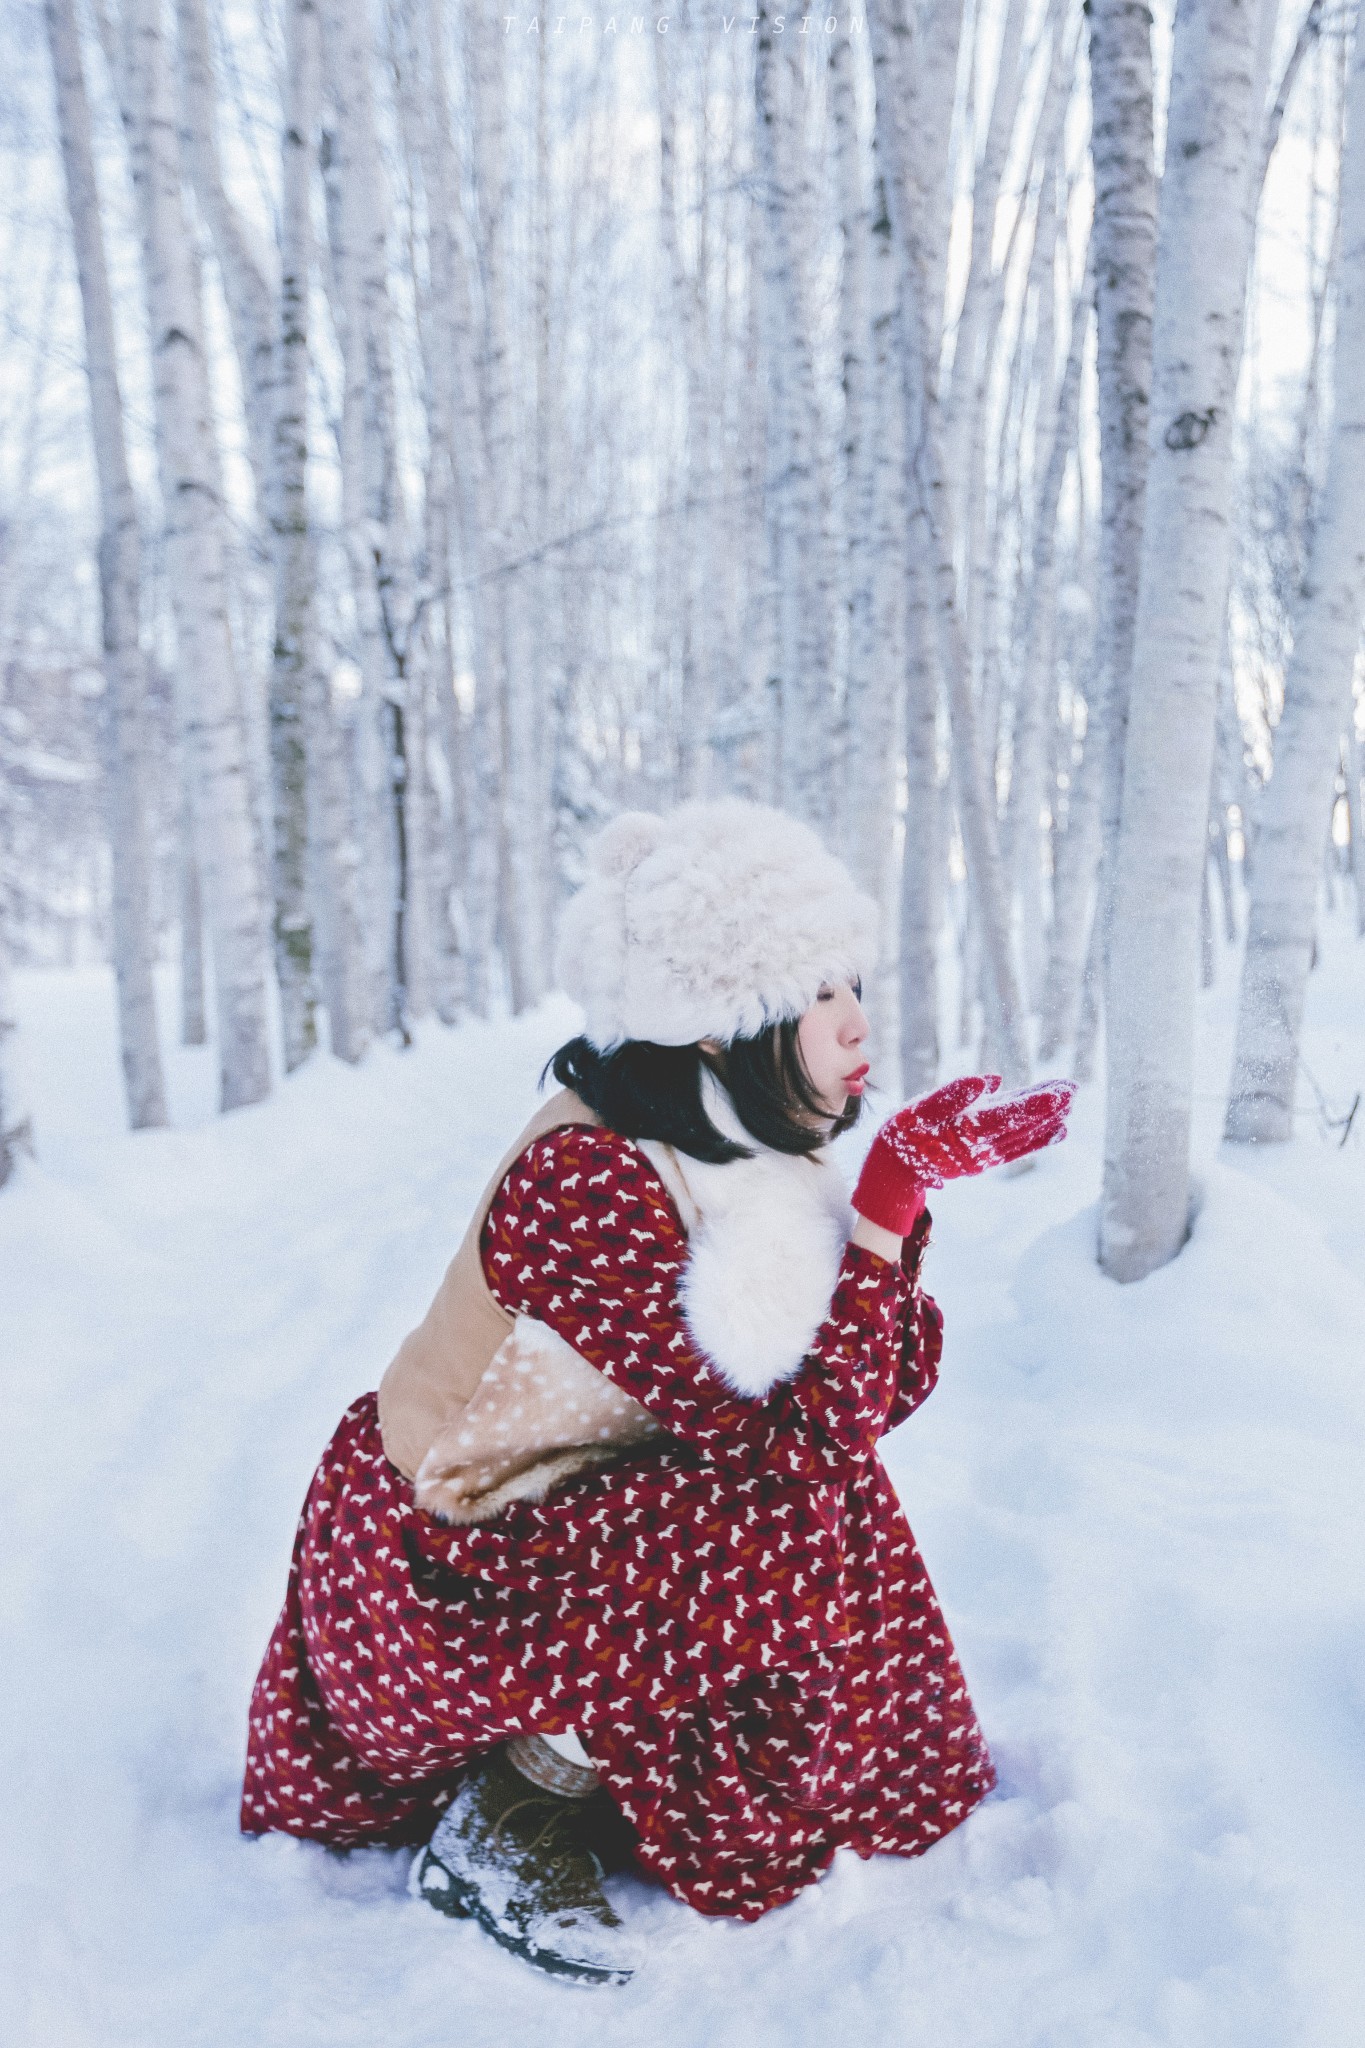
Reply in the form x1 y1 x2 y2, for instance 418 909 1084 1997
899 329 944 1097
1348 722 1365 936
1088 0 1157 924
754 7 836 826
943 0 1030 479
267 0 315 1070
275 0 368 1065
179 774 206 1044
1005 258 1091 1012
1038 635 1105 1061
913 0 968 336
0 897 27 1186
836 26 893 897
895 0 964 1095
321 0 418 1039
656 26 714 797
1099 0 1264 1279
854 173 909 1071
391 0 464 1026
122 0 271 1111
870 0 1031 1086
466 9 542 1010
1226 22 1365 1143
46 0 167 1130
412 0 498 1016
174 0 275 507
963 12 1072 717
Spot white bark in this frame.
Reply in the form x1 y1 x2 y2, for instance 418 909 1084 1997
655 27 715 798
391 0 465 1025
179 772 207 1044
267 0 315 1071
870 0 1030 1085
276 0 369 1066
465 8 542 1011
1226 22 1365 1142
710 41 770 799
46 0 167 1130
174 0 276 507
835 25 889 894
895 0 964 1096
963 10 1072 714
754 8 836 827
1088 0 1157 906
0 894 27 1186
853 167 909 1072
899 322 944 1097
122 0 271 1111
412 0 498 1016
913 0 969 339
321 0 418 1039
943 0 1030 476
1099 0 1265 1279
1039 0 1154 1060
1005 254 1092 1012
1038 657 1104 1059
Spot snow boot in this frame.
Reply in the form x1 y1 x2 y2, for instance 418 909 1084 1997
409 1744 640 1987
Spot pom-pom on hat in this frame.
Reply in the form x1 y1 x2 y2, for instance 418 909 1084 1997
555 798 879 1049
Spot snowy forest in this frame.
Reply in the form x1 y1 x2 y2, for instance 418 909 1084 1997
2 0 1364 2036
1 0 1359 1271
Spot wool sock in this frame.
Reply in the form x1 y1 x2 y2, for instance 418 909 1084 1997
506 1731 599 1799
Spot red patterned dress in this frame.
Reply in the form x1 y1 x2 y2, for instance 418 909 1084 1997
241 1125 995 1918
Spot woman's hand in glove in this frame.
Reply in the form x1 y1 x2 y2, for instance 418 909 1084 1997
851 1074 1076 1236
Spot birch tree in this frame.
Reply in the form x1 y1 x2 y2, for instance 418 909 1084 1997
1100 0 1266 1280
870 0 1032 1087
835 25 894 901
754 6 837 826
0 890 25 1186
464 8 544 1011
1033 0 1157 1066
1226 15 1365 1143
1088 0 1158 903
402 0 500 1017
894 0 965 1095
655 24 715 798
46 0 167 1130
122 0 272 1111
174 0 275 505
275 0 370 1065
321 0 421 1038
1005 252 1092 1011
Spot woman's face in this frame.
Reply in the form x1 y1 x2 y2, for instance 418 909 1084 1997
796 979 870 1117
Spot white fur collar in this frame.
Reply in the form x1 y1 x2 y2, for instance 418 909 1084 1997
637 1072 852 1400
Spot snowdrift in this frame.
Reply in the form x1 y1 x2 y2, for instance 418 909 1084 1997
1 942 1362 2048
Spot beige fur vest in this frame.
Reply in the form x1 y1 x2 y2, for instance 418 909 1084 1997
377 1090 664 1524
377 1077 854 1525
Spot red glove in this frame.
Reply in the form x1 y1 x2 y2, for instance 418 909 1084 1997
851 1074 1076 1235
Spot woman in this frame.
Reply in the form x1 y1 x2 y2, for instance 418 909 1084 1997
241 799 1073 1986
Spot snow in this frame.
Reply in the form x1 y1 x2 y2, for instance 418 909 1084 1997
2 927 1363 2047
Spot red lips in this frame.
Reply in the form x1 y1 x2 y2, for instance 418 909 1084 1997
844 1063 871 1094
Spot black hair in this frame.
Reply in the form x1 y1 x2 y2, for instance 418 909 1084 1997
544 1018 865 1163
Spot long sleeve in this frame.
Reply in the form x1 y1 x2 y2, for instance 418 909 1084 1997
884 1208 942 1429
480 1125 917 1484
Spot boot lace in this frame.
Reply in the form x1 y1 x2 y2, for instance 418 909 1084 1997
488 1793 586 1862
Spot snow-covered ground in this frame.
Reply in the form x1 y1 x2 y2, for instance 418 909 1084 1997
2 924 1363 2048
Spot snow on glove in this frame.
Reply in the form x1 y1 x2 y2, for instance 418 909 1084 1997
851 1073 1076 1235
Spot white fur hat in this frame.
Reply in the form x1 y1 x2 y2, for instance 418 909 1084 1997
555 798 879 1049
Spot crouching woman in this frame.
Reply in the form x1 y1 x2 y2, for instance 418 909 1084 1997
240 799 1073 1985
